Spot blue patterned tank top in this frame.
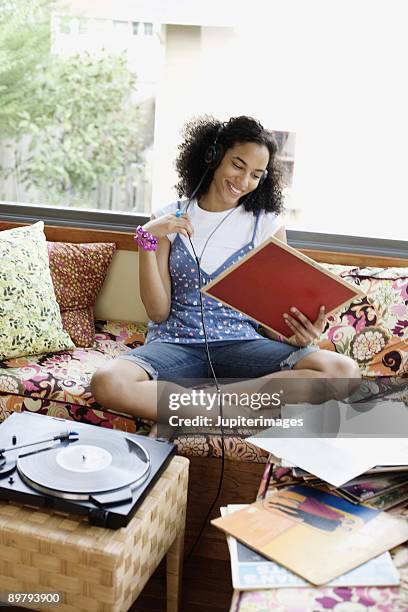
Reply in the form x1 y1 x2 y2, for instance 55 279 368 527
145 209 262 344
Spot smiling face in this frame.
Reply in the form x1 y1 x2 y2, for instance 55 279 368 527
206 141 269 210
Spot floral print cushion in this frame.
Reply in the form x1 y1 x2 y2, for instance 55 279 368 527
1 307 406 461
174 434 269 463
47 242 116 347
319 265 408 376
0 319 269 461
0 320 150 433
346 375 408 404
0 222 74 360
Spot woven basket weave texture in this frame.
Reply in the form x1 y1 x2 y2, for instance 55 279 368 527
0 455 189 612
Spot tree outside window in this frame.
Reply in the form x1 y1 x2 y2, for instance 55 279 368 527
0 0 152 212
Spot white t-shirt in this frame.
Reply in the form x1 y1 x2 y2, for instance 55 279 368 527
153 199 283 275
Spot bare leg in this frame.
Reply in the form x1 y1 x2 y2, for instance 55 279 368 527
91 360 179 420
214 351 361 405
91 350 361 421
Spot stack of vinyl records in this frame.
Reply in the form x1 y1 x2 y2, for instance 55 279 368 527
259 460 408 513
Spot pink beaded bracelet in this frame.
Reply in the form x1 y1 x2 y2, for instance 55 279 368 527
134 225 158 251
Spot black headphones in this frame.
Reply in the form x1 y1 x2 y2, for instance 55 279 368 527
203 123 268 185
203 124 225 168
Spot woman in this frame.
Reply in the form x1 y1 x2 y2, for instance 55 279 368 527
91 116 360 420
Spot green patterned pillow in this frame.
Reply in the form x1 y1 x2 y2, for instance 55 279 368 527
0 222 75 359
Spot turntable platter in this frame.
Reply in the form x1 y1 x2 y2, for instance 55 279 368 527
17 432 150 498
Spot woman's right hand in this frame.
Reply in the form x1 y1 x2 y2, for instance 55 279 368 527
143 213 194 240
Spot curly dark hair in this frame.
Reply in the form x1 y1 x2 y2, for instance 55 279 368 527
175 115 285 215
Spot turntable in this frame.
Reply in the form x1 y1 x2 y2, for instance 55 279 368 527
0 412 175 529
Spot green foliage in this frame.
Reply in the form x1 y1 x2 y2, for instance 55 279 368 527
0 0 143 199
20 52 142 196
0 0 53 136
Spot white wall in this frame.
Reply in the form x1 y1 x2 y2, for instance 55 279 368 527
94 250 148 322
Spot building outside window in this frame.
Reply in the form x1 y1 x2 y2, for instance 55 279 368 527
113 20 128 31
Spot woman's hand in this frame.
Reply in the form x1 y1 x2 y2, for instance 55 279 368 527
143 213 193 240
283 306 326 347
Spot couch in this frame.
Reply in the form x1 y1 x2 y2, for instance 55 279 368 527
0 220 407 560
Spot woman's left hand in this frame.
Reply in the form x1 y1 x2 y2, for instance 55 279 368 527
283 306 326 347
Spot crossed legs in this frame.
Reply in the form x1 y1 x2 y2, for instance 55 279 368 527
90 350 361 421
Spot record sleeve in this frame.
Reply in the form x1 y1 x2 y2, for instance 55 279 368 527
212 486 408 585
221 505 400 590
202 236 365 340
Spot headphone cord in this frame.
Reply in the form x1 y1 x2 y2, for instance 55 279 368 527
182 161 254 563
188 165 210 203
183 214 225 565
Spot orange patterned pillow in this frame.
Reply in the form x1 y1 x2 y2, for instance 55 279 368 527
47 242 116 347
318 265 408 376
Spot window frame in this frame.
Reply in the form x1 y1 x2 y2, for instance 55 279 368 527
0 200 406 258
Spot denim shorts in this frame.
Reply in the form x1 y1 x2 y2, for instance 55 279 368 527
117 339 319 381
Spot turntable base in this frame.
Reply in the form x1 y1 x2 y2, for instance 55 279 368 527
0 455 189 612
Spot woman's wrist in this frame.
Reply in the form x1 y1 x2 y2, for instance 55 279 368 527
134 225 158 251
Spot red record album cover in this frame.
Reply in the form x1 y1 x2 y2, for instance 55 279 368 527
202 237 365 340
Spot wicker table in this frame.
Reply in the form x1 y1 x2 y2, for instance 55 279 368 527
0 455 189 612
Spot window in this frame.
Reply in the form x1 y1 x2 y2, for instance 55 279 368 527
113 20 128 28
271 131 296 224
1 4 158 215
59 16 71 34
1 1 406 242
78 17 87 34
144 22 153 36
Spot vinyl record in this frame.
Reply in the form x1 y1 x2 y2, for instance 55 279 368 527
17 432 150 497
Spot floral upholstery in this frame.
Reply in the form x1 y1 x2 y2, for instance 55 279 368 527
319 265 408 376
0 320 269 461
0 321 149 434
173 433 269 462
0 261 406 462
